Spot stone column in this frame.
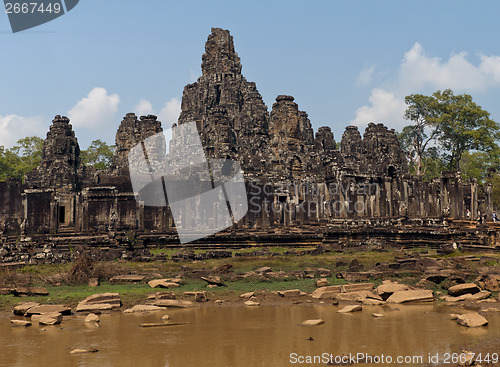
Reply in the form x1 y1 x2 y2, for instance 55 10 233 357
49 196 57 234
470 178 477 221
485 184 493 221
137 201 144 231
384 178 392 217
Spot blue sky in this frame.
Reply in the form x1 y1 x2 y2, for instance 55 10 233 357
2 0 500 149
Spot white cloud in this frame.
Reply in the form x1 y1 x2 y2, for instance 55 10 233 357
400 42 500 92
68 87 120 128
351 88 406 129
158 98 181 126
0 114 46 148
357 65 375 85
134 99 154 116
352 43 500 129
134 97 181 128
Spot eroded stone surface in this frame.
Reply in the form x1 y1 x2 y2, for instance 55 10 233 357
456 312 488 327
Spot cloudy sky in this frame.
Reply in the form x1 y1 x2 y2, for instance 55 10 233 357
1 1 500 149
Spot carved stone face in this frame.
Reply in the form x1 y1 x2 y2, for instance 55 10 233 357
55 139 68 155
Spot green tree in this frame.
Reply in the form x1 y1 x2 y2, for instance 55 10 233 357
433 89 500 171
460 149 500 183
402 94 441 176
0 137 44 181
487 172 500 211
81 140 114 170
420 146 447 181
10 136 44 177
0 145 21 181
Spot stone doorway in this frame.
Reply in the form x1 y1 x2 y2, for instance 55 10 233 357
59 206 66 224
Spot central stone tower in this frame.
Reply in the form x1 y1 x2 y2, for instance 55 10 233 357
178 28 270 174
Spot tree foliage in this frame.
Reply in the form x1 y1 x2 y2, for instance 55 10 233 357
402 94 441 176
80 140 115 170
402 89 500 174
0 137 115 181
0 136 44 181
434 89 500 171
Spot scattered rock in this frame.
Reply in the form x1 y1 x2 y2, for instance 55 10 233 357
124 305 164 313
317 268 331 277
201 276 226 287
456 312 488 327
300 319 324 326
184 291 208 302
277 289 301 297
337 305 362 313
335 290 382 302
109 275 145 284
11 287 49 297
348 259 362 271
195 292 208 302
255 266 272 274
154 299 193 308
450 313 461 320
363 298 385 305
448 283 480 297
476 275 500 292
85 313 100 322
149 291 176 301
376 281 409 300
88 278 99 287
386 290 433 304
148 279 180 289
371 313 384 318
11 319 31 327
244 300 260 306
311 283 374 299
76 293 122 312
207 284 218 289
239 292 255 298
481 307 500 312
139 322 189 327
315 278 328 287
468 291 491 301
459 351 475 366
215 300 223 304
70 349 99 354
25 305 71 316
38 313 62 325
161 314 170 321
13 302 40 316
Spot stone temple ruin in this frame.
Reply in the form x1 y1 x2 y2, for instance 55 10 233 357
0 28 498 263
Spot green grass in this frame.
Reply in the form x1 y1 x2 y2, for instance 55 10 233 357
1 246 498 311
0 276 345 309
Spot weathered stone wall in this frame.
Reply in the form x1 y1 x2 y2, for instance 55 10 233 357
0 27 495 242
23 190 53 234
0 181 23 235
25 115 81 191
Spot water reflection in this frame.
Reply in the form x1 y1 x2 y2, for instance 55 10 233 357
0 304 498 367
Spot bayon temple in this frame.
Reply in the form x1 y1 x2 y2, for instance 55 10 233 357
0 28 497 259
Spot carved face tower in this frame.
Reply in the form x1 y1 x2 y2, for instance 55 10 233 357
178 28 270 173
25 115 81 190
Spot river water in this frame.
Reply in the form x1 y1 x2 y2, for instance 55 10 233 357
1 304 499 367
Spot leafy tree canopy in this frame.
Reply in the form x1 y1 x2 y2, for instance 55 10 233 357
402 89 500 174
80 140 115 170
0 136 44 181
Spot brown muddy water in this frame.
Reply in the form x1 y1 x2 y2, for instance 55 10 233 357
1 304 499 367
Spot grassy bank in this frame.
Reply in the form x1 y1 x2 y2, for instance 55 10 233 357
1 247 499 311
